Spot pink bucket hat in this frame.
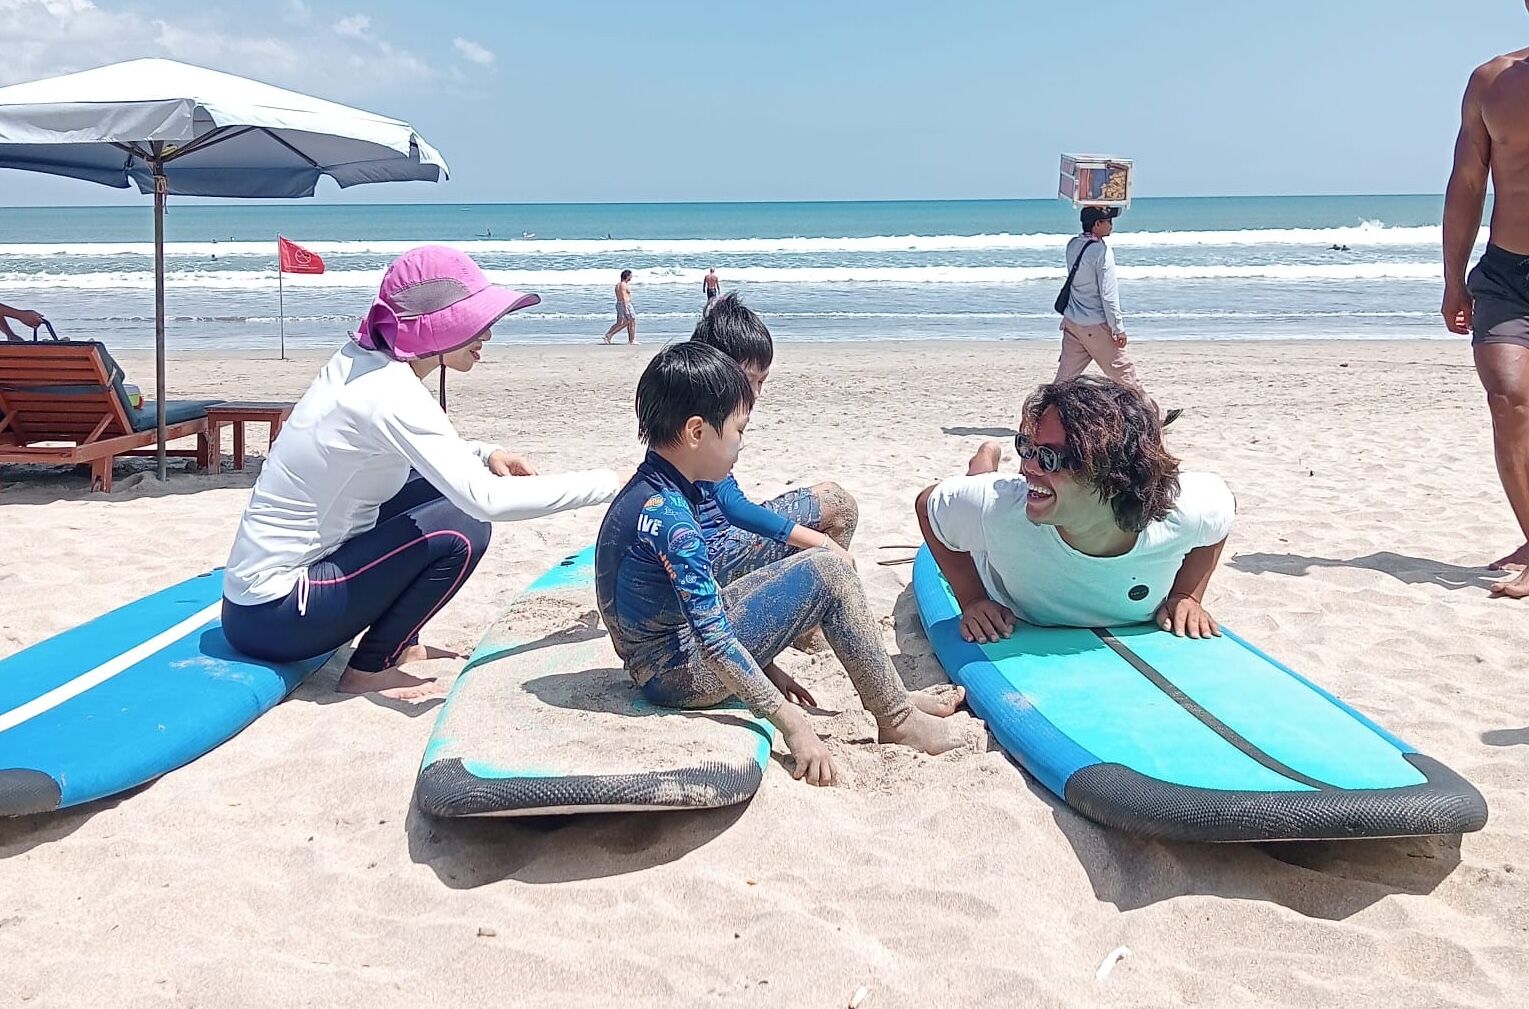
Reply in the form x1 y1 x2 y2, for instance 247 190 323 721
355 245 540 361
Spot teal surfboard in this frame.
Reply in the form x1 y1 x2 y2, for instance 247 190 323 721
416 546 774 817
912 548 1487 842
0 571 333 816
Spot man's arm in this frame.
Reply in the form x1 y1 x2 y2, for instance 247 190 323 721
1097 245 1124 334
0 301 45 333
915 483 1015 643
1443 65 1494 335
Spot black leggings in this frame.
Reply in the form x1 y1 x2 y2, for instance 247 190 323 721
222 475 491 672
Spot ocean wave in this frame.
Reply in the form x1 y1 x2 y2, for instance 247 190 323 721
0 223 1473 259
75 308 1439 325
0 262 1447 291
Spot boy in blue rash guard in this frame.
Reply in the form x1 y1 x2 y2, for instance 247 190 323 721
595 343 966 786
689 294 859 586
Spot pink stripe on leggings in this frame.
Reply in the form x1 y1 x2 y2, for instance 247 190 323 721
306 529 476 668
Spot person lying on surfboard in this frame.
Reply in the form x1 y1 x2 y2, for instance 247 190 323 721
915 375 1234 643
595 343 966 787
221 247 621 702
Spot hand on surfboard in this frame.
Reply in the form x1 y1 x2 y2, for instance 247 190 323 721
1156 593 1221 638
959 598 1015 643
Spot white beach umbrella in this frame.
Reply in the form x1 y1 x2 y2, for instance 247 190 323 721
0 58 449 479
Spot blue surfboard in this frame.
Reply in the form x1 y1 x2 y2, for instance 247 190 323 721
912 547 1487 842
0 571 333 815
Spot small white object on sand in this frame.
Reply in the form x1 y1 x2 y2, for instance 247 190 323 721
1095 946 1131 981
848 985 871 1008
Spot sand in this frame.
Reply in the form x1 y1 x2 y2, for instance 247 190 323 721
1 338 1526 1008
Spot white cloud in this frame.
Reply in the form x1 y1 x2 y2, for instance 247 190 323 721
333 13 371 39
0 0 440 98
452 37 494 66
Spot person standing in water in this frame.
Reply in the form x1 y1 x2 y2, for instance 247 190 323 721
703 268 721 309
602 269 638 345
1443 11 1529 598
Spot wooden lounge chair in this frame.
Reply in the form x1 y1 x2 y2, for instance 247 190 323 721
0 340 222 492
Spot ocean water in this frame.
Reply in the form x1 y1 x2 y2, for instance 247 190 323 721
0 195 1474 351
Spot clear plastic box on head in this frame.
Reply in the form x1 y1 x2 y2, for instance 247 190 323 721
1058 154 1133 210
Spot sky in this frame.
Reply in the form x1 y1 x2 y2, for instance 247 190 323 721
1 0 1527 206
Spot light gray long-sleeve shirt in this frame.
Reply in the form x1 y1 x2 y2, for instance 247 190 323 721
1062 233 1123 333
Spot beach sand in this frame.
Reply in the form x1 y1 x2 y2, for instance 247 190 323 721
1 338 1526 1008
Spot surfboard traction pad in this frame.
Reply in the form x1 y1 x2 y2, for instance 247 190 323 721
1062 754 1487 843
415 584 773 818
0 769 64 817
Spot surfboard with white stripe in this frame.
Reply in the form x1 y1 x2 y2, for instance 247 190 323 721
0 570 334 816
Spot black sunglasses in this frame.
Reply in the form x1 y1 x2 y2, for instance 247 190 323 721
1014 432 1078 473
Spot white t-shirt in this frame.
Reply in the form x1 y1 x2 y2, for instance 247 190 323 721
224 342 620 605
925 471 1235 627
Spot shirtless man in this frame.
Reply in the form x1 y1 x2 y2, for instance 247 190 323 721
602 269 638 345
1443 13 1529 598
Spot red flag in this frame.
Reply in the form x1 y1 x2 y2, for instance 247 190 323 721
277 236 325 274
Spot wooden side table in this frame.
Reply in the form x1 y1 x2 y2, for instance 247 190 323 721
205 401 294 472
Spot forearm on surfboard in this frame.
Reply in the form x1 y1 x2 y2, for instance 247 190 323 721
915 485 991 609
1167 539 1227 604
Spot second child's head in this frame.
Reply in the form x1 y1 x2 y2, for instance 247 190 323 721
636 342 756 482
690 293 774 394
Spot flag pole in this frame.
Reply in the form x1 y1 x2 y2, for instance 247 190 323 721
278 262 286 361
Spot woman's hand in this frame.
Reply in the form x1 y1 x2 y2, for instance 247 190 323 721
487 450 537 476
1156 593 1220 638
959 598 1015 643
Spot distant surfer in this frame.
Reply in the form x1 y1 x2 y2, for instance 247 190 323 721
916 375 1234 642
1443 19 1529 597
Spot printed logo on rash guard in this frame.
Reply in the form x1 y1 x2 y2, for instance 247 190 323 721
1128 584 1150 601
667 523 704 559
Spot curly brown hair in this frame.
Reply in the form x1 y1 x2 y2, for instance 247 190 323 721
1020 376 1180 533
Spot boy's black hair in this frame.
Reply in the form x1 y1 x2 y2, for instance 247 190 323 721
620 269 633 281
636 342 756 447
689 293 774 370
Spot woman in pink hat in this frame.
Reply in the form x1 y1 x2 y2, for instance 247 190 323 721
221 246 620 701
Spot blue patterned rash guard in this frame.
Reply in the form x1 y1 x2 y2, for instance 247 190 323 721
595 451 781 716
695 473 796 546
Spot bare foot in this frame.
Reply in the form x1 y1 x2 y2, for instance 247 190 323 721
909 684 966 717
1490 568 1529 599
335 665 449 701
878 706 964 755
395 643 463 662
967 439 1002 476
1489 543 1529 571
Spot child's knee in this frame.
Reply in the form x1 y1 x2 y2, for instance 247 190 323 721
811 481 858 532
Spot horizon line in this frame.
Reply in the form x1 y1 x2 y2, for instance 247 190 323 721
0 191 1450 211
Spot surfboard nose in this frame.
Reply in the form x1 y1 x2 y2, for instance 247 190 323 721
0 769 62 816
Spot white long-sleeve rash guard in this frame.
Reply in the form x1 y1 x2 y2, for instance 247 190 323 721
223 341 619 605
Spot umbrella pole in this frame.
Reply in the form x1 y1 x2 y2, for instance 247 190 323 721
438 359 446 411
154 169 168 482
